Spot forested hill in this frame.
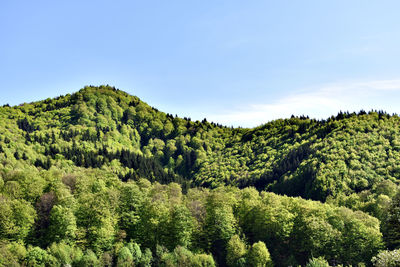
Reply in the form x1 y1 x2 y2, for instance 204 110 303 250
1 85 400 266
2 86 399 205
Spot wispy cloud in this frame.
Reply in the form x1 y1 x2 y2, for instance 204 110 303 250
207 79 400 127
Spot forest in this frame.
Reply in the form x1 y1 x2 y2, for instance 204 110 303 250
0 85 399 266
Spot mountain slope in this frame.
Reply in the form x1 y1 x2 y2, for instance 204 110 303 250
1 86 399 208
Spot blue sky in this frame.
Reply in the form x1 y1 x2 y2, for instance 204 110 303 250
1 1 400 127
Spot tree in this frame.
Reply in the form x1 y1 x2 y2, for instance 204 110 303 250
226 235 247 267
140 248 153 267
118 182 145 240
167 205 194 249
0 196 36 242
25 246 52 267
47 241 83 266
372 249 400 267
160 246 215 267
47 205 77 242
117 247 134 267
191 253 216 267
75 186 117 252
204 191 237 265
79 249 100 267
126 242 141 263
247 241 273 267
305 257 330 267
383 191 400 249
0 242 27 266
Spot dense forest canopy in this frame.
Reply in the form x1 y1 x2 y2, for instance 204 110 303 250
0 85 399 266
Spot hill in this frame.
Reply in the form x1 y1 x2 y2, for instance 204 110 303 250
0 85 399 266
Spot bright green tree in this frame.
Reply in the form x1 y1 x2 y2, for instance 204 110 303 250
247 241 273 267
226 235 247 267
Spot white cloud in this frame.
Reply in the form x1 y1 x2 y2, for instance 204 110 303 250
207 79 400 127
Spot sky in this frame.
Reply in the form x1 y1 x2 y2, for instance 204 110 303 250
1 1 400 127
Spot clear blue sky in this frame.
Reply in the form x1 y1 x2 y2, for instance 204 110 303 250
1 1 400 127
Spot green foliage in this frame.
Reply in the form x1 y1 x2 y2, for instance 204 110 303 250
2 86 399 209
117 246 134 267
204 190 237 264
0 196 36 242
127 241 142 264
0 168 386 266
159 246 215 267
0 242 26 267
226 235 247 267
247 241 272 267
306 257 330 267
48 205 77 243
47 241 83 266
372 249 400 267
237 191 382 265
168 204 195 249
79 249 100 267
141 248 153 267
382 190 400 249
0 86 398 266
25 246 52 267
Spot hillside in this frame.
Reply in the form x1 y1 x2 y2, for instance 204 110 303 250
2 86 399 209
0 85 399 266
